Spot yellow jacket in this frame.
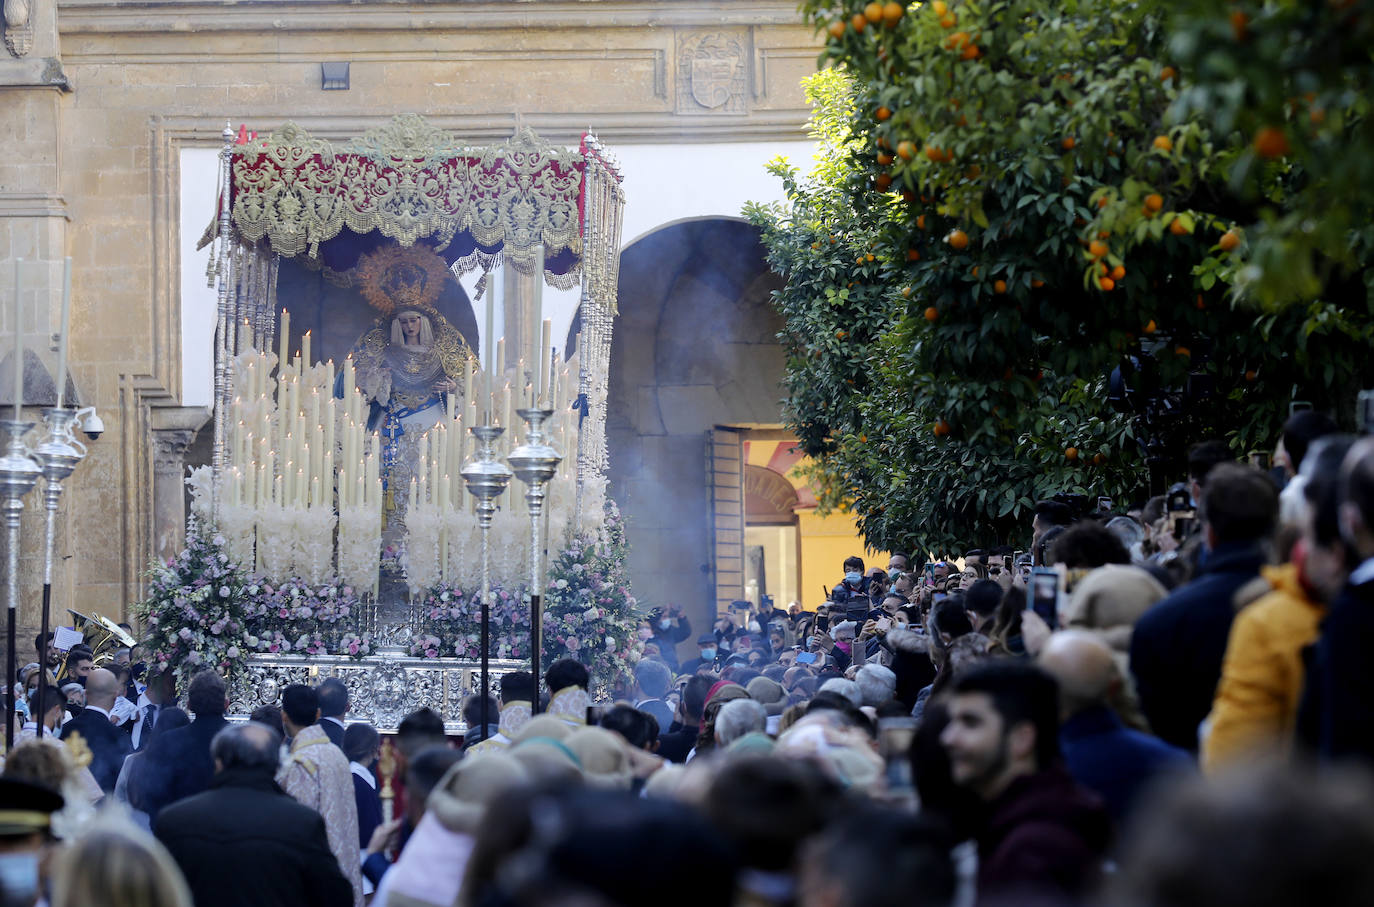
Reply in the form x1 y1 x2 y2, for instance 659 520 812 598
1204 563 1325 771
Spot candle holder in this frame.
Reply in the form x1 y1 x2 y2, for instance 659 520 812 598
459 424 512 741
30 408 88 738
507 407 562 713
0 419 41 751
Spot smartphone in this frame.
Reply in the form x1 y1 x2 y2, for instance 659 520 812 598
586 706 604 725
1172 515 1196 541
876 617 892 632
932 592 948 604
796 652 818 665
1097 496 1113 512
815 613 830 633
1026 567 1060 629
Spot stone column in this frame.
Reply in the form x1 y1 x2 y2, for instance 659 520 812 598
149 407 210 564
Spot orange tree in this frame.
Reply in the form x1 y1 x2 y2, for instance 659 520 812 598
747 0 1374 555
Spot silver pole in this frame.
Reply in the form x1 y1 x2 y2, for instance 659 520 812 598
0 419 40 751
460 424 511 739
508 407 561 711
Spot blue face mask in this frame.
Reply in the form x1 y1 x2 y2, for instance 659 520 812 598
0 853 39 905
659 619 672 630
700 647 717 661
845 572 862 585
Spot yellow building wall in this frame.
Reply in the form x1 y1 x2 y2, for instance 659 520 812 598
797 509 886 611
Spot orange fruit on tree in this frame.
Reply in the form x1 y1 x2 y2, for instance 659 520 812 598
907 248 921 261
876 106 892 121
926 145 944 162
971 265 981 278
851 13 868 31
882 2 903 26
1144 319 1157 333
961 44 981 60
1062 136 1077 150
940 13 957 28
1196 294 1206 311
835 330 847 339
916 213 927 230
877 152 894 166
1310 107 1327 126
946 229 969 250
828 19 847 39
1169 218 1189 236
897 140 917 161
1253 126 1290 158
1099 276 1115 291
1031 278 1045 288
875 173 893 191
932 0 948 15
1230 9 1249 40
864 2 885 24
1175 345 1192 358
1160 65 1176 82
924 306 940 322
1144 193 1164 212
1088 240 1109 258
902 286 912 297
1065 447 1079 461
1097 261 1109 276
933 420 950 437
1092 453 1106 466
994 279 1007 294
1152 134 1173 152
1245 369 1257 382
1111 265 1126 280
1097 196 1110 209
866 253 876 262
1218 230 1241 252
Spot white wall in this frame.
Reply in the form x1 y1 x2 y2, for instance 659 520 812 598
179 139 817 407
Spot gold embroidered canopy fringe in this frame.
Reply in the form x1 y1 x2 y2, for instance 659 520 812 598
203 116 626 533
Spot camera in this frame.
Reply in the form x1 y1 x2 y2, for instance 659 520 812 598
1359 390 1374 435
1166 482 1191 513
75 406 103 441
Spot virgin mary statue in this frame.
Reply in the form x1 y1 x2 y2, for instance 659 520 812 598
344 245 473 516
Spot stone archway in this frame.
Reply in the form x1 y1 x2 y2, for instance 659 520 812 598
604 218 785 636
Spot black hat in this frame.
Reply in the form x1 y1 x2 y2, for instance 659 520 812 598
696 633 716 646
0 778 64 836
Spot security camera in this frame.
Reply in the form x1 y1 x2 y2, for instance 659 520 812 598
75 407 104 441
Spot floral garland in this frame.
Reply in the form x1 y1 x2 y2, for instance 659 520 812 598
403 503 643 686
138 502 637 686
135 532 253 687
541 501 643 684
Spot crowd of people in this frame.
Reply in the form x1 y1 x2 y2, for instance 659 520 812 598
6 410 1374 906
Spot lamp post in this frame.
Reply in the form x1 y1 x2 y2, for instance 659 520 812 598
29 408 86 738
507 407 561 713
0 419 40 751
459 425 511 741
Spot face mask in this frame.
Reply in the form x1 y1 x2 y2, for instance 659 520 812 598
637 628 653 641
747 620 761 633
845 572 862 585
890 569 903 581
700 647 717 661
0 852 39 905
659 619 672 630
718 638 732 652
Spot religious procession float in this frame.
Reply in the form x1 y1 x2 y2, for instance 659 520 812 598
137 116 636 731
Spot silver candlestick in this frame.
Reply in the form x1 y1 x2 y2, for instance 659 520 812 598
507 407 562 713
0 419 41 752
30 408 87 738
459 424 512 741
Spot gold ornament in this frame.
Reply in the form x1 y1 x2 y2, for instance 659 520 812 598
355 244 451 319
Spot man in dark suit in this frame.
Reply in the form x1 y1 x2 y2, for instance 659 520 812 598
1130 463 1278 751
60 666 132 792
317 677 348 748
141 669 230 819
1302 437 1374 762
155 721 353 907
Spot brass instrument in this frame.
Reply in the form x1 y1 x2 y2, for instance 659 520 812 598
63 609 137 669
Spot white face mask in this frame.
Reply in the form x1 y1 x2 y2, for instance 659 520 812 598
0 852 39 904
747 620 761 633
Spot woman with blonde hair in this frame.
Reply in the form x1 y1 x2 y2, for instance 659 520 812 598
51 819 192 907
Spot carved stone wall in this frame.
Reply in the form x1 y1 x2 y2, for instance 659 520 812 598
0 1 819 632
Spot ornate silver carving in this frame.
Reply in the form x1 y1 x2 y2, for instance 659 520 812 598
228 652 524 733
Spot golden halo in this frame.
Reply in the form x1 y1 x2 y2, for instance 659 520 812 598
355 244 450 319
